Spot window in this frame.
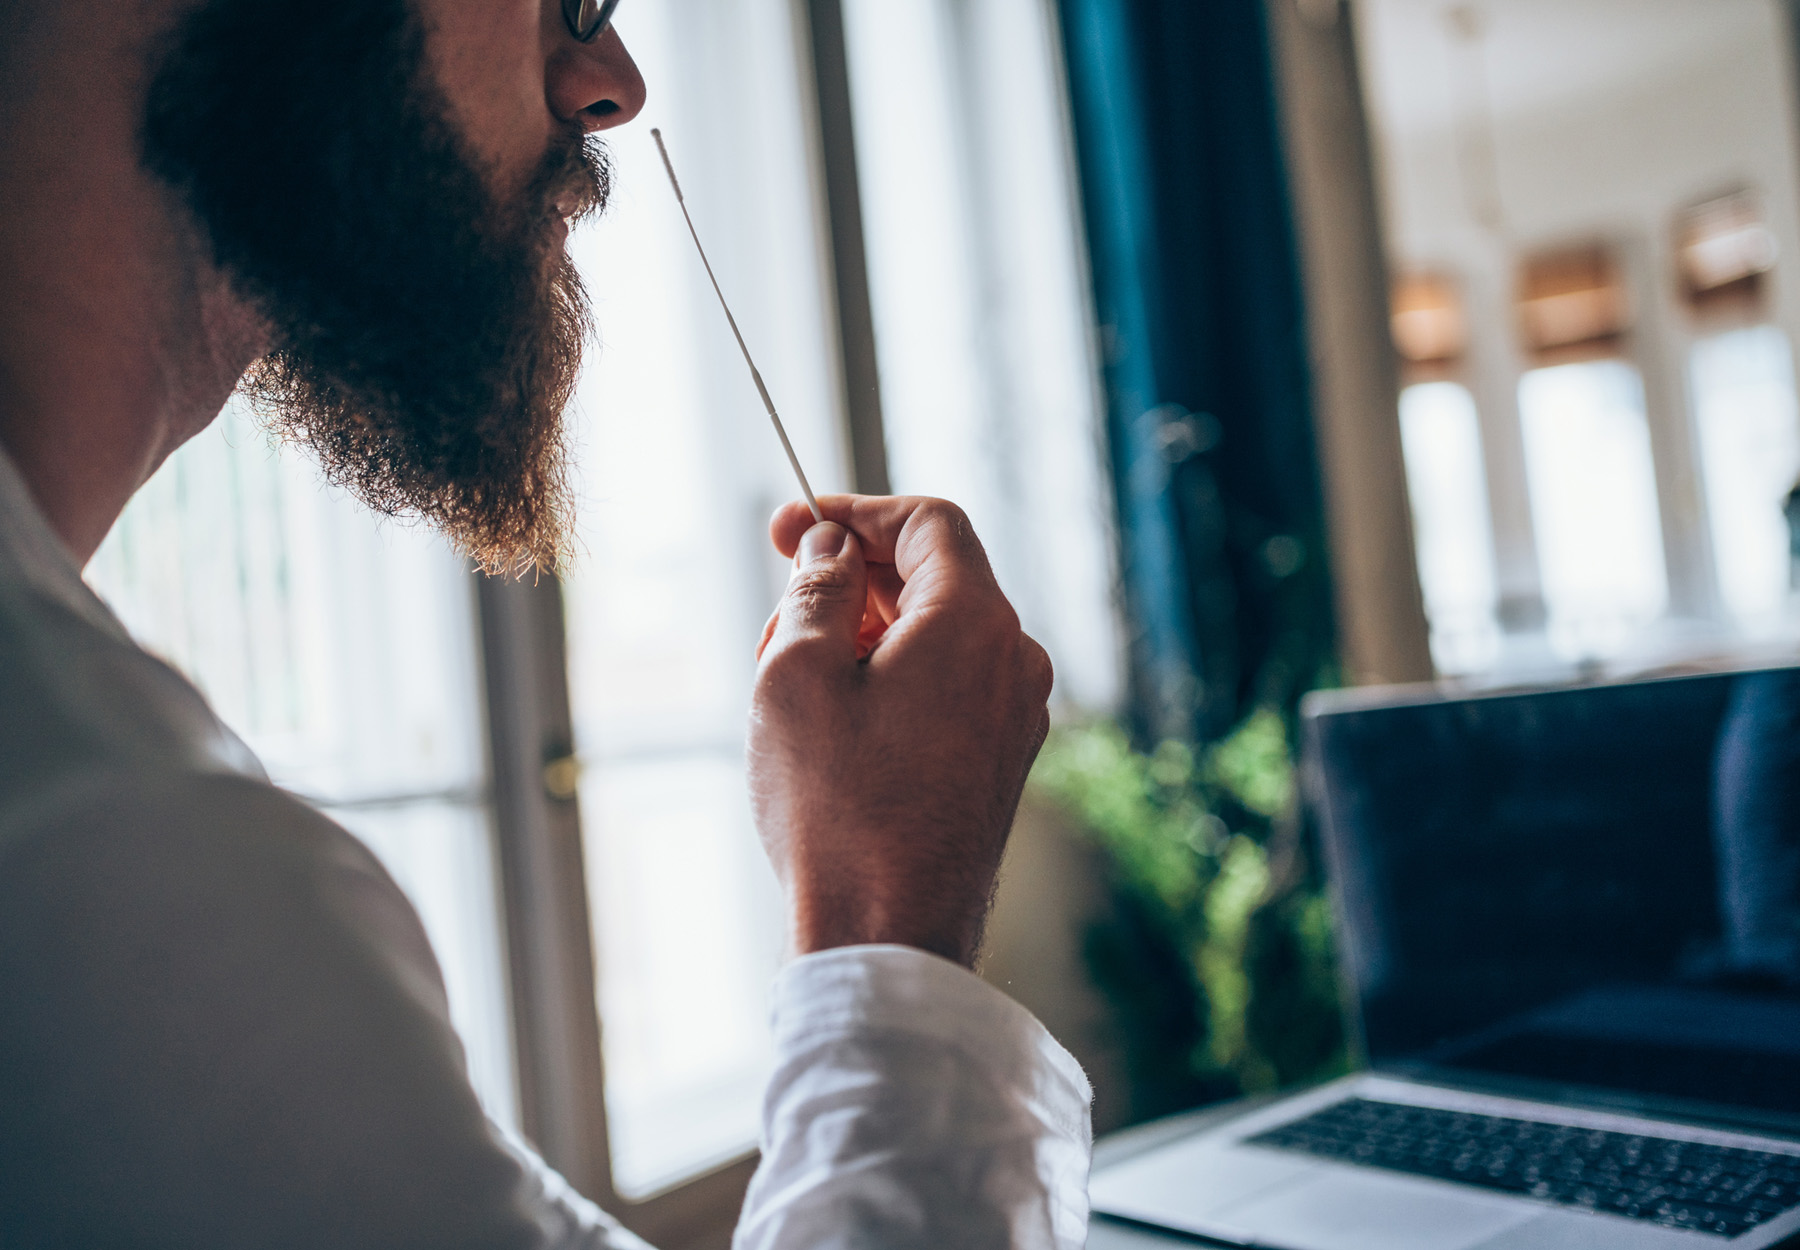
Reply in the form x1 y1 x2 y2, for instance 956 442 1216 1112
558 0 852 1199
1679 191 1800 638
1358 0 1800 681
1511 246 1673 661
1516 244 1629 369
86 401 517 1129
558 0 1119 1199
1389 274 1502 672
1676 188 1778 317
839 0 1121 712
1691 324 1800 633
1398 381 1500 673
1391 273 1468 369
1518 359 1669 661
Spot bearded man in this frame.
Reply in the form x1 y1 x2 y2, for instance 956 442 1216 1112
0 1 1091 1247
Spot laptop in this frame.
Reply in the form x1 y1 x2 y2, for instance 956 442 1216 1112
1090 666 1800 1249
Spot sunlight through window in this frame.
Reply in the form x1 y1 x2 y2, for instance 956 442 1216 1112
1691 325 1800 634
1518 360 1669 660
85 402 516 1130
558 0 848 1198
1398 381 1500 673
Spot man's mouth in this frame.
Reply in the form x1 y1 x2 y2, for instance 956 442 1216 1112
542 193 578 245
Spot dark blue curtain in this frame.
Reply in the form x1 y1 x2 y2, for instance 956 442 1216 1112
1056 0 1337 742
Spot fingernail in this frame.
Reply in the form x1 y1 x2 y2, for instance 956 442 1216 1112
798 522 848 565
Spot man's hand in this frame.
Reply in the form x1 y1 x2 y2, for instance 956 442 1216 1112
748 496 1054 969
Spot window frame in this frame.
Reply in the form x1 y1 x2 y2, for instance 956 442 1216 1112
481 528 772 1245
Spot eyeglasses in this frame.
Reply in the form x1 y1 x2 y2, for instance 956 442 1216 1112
561 0 621 43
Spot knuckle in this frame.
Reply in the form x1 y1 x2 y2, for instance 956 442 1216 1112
786 566 855 609
917 496 970 529
915 498 981 553
757 635 830 689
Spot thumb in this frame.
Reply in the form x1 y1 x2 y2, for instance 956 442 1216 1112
763 522 868 664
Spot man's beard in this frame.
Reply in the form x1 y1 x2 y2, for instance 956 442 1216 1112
141 0 606 574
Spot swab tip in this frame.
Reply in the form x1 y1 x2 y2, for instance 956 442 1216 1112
650 128 681 199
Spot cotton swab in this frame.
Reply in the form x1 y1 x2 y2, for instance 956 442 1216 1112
651 128 824 524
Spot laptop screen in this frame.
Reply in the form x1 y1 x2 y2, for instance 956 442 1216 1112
1304 665 1800 1119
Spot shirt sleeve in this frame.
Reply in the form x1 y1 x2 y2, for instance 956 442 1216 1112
736 945 1093 1250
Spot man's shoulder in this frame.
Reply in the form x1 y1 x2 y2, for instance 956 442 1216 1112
3 766 352 873
0 569 262 795
0 770 524 1249
0 767 440 1007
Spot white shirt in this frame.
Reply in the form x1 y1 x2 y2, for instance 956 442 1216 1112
0 446 1092 1249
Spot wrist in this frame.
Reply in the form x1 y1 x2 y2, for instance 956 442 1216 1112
790 886 988 969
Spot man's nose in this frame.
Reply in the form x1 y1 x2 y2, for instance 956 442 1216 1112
546 24 647 132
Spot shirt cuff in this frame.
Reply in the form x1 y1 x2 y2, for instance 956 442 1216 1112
769 944 1094 1146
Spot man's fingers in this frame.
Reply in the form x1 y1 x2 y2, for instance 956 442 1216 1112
760 520 902 661
867 563 904 627
771 496 989 575
769 494 999 630
761 521 869 669
770 498 847 559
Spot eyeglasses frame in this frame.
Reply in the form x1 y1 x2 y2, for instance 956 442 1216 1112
561 0 621 43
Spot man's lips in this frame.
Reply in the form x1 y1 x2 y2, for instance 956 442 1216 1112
549 196 582 245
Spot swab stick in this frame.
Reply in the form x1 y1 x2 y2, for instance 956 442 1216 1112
651 128 824 524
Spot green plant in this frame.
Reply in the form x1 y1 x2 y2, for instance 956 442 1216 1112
1030 714 1347 1121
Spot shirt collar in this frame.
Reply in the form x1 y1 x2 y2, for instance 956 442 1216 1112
0 443 133 642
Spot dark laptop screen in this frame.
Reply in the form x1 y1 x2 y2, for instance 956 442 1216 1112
1304 666 1800 1118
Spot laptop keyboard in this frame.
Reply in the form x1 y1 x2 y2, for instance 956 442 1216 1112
1246 1098 1800 1239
